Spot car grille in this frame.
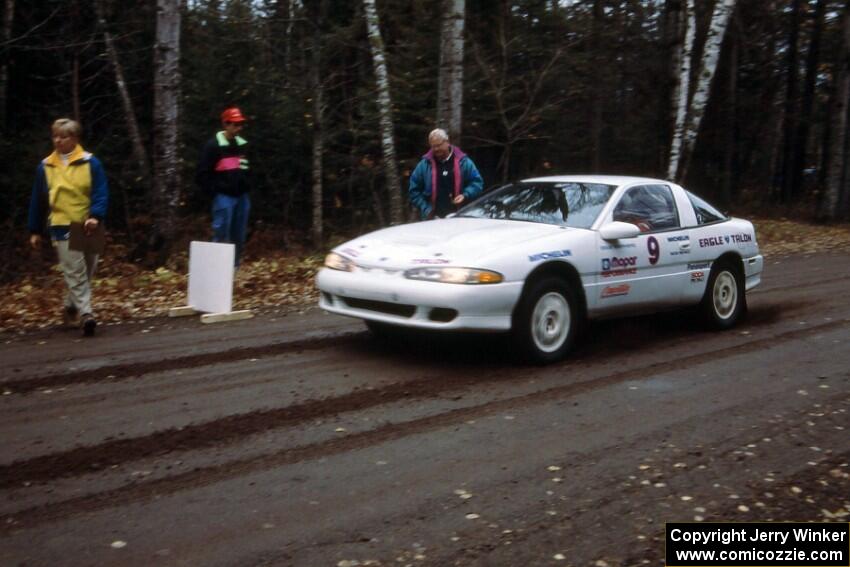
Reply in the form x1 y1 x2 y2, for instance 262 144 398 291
340 296 416 318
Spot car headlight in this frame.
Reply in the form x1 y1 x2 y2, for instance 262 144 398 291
324 252 356 272
404 267 503 284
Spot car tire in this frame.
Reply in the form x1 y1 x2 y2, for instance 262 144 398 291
512 277 579 364
700 260 746 330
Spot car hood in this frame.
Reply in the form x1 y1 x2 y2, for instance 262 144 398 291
335 217 570 268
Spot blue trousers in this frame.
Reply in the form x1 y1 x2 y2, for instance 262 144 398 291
212 193 251 265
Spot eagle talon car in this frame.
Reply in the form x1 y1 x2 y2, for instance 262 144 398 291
317 175 763 363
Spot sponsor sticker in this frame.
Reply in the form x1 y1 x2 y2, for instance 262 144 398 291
699 236 725 248
690 271 705 283
687 261 711 270
601 283 631 298
529 249 572 262
729 233 753 244
699 233 754 247
601 256 638 277
600 242 637 250
411 258 450 264
667 235 689 242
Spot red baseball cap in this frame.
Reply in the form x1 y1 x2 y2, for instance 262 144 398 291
221 107 247 123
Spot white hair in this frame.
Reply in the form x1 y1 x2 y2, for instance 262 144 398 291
428 128 449 143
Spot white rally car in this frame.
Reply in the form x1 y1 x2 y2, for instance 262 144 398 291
317 175 763 363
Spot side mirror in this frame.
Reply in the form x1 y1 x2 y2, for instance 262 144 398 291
599 221 641 240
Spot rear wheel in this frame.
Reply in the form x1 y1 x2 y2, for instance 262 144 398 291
700 260 746 329
512 277 579 364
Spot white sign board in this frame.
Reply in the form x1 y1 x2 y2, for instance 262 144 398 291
188 241 235 314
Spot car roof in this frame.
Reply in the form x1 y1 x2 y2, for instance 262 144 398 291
520 174 673 187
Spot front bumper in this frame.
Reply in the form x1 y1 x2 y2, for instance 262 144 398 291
316 268 524 331
744 253 764 291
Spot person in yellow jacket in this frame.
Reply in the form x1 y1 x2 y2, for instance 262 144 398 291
28 118 109 336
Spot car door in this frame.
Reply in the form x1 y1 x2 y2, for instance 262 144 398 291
678 189 733 304
594 184 690 314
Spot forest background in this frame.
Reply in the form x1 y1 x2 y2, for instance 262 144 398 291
2 0 850 329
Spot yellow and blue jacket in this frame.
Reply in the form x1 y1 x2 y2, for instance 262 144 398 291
28 145 109 239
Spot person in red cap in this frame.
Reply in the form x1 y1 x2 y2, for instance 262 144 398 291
195 106 252 265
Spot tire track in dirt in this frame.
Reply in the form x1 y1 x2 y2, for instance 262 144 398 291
0 291 813 396
1 317 847 532
1 334 364 395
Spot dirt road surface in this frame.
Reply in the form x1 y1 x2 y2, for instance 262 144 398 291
1 252 848 566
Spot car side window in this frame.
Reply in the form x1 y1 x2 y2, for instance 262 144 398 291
612 184 680 232
686 191 727 225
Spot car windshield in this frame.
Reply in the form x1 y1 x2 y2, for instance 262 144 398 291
456 181 616 229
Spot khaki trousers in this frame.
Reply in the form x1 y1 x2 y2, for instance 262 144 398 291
53 239 98 316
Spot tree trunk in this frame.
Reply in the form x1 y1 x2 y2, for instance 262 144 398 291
658 0 682 175
0 0 14 130
590 0 606 172
310 5 325 249
150 0 182 262
718 16 739 207
667 0 695 180
779 0 802 202
362 0 403 225
677 0 737 183
436 0 465 142
94 0 150 180
819 1 850 221
791 0 826 200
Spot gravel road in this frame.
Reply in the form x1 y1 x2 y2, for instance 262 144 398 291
1 252 848 566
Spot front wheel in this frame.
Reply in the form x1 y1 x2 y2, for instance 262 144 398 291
700 260 746 330
512 277 579 364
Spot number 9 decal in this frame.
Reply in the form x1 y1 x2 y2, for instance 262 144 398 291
647 236 660 265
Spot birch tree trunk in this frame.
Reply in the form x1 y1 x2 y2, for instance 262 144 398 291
677 0 736 183
667 0 695 180
151 0 182 258
436 0 465 142
362 0 403 224
94 0 150 179
658 0 682 174
819 1 850 221
0 0 14 130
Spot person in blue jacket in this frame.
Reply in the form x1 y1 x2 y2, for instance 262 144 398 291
28 118 109 336
408 128 483 220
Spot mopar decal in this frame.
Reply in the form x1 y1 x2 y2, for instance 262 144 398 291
687 261 711 270
601 283 631 298
667 235 689 242
529 249 572 262
601 256 637 277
